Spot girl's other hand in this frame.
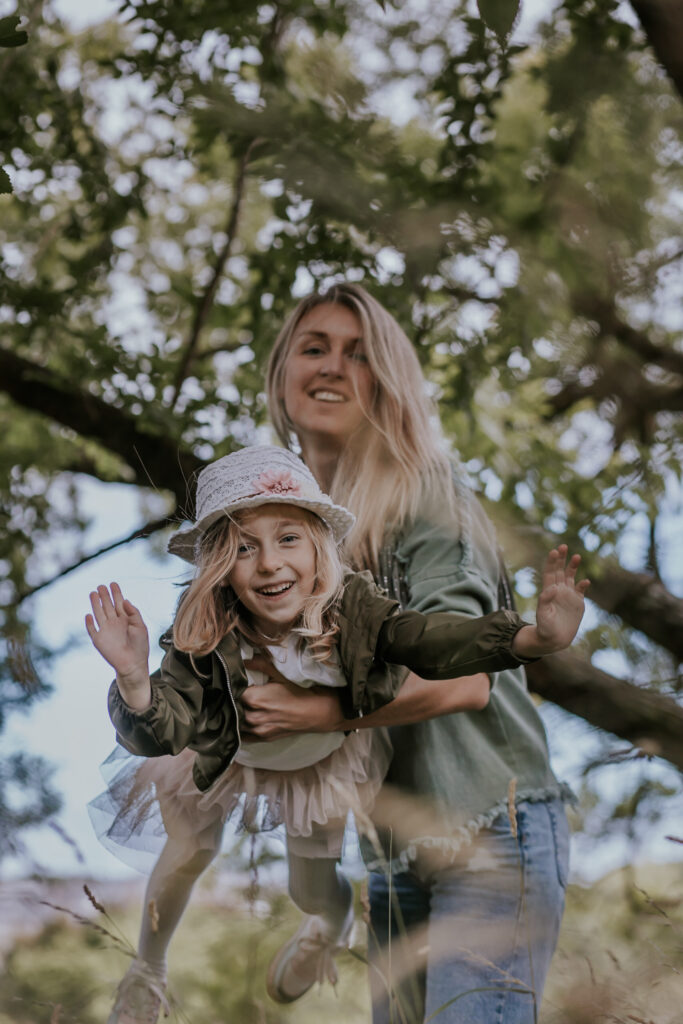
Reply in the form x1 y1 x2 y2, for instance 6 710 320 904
85 582 150 683
512 545 590 659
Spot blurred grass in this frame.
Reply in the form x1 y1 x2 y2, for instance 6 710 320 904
1 862 681 1023
542 862 683 1024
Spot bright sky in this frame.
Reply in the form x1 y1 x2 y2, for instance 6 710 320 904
4 0 681 885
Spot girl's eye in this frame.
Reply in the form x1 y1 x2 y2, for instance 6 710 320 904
237 543 254 555
280 534 299 544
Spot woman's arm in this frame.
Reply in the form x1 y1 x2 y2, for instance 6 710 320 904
240 662 490 739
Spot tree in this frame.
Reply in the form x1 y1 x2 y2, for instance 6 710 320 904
0 13 28 194
0 0 681 857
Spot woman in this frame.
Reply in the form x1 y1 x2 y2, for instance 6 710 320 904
242 281 571 1024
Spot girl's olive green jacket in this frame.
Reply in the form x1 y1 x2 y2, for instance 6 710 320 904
108 571 530 793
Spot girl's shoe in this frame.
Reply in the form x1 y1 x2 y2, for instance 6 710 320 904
266 905 355 1003
107 959 170 1024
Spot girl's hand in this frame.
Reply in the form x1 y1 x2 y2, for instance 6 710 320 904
85 583 150 695
512 546 590 659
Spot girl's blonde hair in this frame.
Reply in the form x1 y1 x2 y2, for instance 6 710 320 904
173 506 345 661
266 282 454 569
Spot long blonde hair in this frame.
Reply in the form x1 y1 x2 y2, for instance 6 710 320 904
266 282 454 569
173 507 345 661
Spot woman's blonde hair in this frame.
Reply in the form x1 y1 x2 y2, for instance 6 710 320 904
172 506 345 661
266 282 454 569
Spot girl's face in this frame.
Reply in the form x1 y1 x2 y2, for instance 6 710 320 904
227 504 318 637
281 302 375 449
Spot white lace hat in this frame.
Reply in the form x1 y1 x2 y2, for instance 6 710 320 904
168 446 356 563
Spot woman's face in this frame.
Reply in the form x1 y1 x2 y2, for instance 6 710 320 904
281 302 375 449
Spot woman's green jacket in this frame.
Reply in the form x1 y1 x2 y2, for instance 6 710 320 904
108 571 530 793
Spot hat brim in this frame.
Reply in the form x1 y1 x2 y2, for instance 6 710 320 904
167 495 355 564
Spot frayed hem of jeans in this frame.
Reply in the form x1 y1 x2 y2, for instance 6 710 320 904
363 783 576 875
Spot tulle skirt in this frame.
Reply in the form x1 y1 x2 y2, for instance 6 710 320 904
88 728 392 873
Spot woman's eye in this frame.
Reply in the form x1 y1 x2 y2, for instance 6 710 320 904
349 348 368 363
302 345 324 356
280 534 299 544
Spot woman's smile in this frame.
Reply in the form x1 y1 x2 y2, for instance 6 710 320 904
282 303 375 446
309 389 346 403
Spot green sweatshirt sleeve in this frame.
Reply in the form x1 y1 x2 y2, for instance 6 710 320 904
375 607 534 678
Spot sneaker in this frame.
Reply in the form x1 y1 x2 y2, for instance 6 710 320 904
266 904 355 1004
107 959 170 1024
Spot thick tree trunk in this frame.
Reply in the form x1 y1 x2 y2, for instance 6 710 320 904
526 653 683 770
630 0 683 100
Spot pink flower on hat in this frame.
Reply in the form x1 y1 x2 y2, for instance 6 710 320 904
253 469 303 497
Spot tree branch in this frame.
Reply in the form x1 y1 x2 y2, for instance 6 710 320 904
545 364 683 428
197 336 247 359
169 138 261 407
16 514 179 604
57 453 134 484
0 347 203 504
525 652 683 771
615 324 683 376
545 291 683 427
588 564 683 660
573 292 683 377
629 0 683 100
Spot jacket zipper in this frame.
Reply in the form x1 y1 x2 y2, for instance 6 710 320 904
215 647 241 755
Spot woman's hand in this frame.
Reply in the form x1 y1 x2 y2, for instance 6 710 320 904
242 655 345 738
512 545 590 659
85 582 151 709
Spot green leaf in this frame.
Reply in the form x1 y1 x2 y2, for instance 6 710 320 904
0 15 28 48
476 0 521 44
0 167 12 194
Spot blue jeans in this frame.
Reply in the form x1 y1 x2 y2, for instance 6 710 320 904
367 798 569 1024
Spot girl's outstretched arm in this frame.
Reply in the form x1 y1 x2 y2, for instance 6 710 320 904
85 582 152 711
511 545 589 660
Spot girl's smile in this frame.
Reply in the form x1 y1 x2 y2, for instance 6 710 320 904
227 505 318 636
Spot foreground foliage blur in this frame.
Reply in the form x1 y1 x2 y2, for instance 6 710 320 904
1 861 681 1023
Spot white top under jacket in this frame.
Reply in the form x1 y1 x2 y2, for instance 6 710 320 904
233 636 346 771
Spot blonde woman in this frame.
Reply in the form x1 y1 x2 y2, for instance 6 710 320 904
243 282 576 1024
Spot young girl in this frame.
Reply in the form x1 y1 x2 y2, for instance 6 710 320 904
86 445 588 1024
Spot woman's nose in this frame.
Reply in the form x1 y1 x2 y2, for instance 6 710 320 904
319 348 344 377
